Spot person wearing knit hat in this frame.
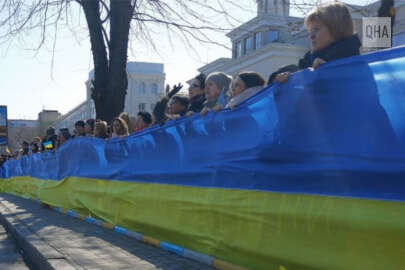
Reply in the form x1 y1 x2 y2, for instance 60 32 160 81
201 72 232 116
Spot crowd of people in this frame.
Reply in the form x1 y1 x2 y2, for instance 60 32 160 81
0 2 362 165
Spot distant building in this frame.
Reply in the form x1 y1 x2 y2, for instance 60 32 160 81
5 109 61 153
53 61 165 131
52 100 95 132
86 62 166 116
38 110 61 136
7 120 39 153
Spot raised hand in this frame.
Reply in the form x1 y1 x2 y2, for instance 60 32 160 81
168 83 183 98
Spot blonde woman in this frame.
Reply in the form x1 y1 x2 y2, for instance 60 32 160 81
111 117 129 138
94 120 109 139
275 2 360 83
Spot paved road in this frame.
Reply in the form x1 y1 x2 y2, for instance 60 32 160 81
0 224 30 269
0 193 214 270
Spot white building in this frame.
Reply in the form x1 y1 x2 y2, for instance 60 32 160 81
52 101 94 132
53 62 165 131
196 0 405 81
197 0 308 81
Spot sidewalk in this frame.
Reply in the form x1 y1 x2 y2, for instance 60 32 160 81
0 193 214 270
0 224 29 269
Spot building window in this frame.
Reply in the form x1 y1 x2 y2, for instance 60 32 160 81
265 30 279 44
138 103 146 112
150 104 155 111
244 36 254 54
139 82 146 94
236 41 242 58
151 83 158 95
255 32 262 50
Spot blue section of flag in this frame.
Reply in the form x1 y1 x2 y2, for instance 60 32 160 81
1 47 405 201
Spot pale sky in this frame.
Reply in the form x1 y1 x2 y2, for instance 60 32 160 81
0 0 373 119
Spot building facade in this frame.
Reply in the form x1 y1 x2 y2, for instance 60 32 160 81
53 61 165 131
198 0 308 80
38 110 62 136
52 101 95 132
7 120 39 153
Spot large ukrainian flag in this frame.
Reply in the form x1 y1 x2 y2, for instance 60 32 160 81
1 47 405 270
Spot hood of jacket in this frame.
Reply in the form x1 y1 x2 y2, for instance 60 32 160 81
225 86 264 109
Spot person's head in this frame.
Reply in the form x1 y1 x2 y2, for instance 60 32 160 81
74 120 86 136
85 119 95 135
119 112 134 133
22 141 29 150
112 117 129 136
46 127 55 137
31 141 40 153
136 112 152 131
188 73 206 99
58 128 71 146
107 125 112 137
305 2 353 52
167 95 189 115
94 120 108 139
205 72 232 102
231 72 265 97
267 65 299 85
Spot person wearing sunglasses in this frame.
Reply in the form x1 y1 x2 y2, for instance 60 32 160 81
187 73 206 115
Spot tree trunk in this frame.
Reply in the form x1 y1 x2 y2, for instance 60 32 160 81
81 0 132 124
81 0 109 121
106 0 132 123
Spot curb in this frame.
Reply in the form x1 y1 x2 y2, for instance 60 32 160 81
0 198 77 270
33 198 250 270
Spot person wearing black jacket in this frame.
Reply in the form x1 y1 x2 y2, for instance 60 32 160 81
21 141 29 156
297 34 361 69
42 127 58 151
187 73 206 114
58 128 72 148
74 120 86 137
152 83 183 125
